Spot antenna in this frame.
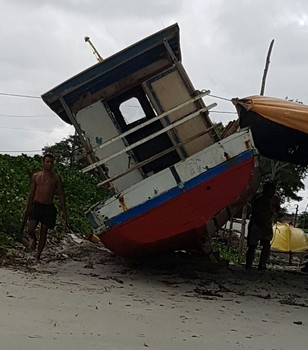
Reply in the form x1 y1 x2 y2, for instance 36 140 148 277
84 36 103 63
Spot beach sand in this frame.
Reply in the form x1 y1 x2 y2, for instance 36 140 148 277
1 241 307 350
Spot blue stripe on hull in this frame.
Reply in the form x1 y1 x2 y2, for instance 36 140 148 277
109 150 254 226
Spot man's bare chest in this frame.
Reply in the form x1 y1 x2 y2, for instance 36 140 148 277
36 173 57 188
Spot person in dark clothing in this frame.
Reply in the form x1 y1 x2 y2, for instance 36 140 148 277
301 255 308 273
246 181 279 270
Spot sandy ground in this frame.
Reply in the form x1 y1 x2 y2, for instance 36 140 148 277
1 241 307 350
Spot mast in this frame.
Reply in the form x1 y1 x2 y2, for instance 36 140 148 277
84 36 103 62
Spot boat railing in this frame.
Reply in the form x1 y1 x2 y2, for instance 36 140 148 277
96 126 216 188
90 90 212 156
80 91 217 186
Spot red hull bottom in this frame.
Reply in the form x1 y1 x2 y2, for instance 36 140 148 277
100 158 255 256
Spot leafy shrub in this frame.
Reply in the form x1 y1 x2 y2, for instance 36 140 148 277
0 153 107 245
212 242 239 263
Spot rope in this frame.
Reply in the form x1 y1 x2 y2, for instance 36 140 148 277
210 110 237 114
200 90 232 102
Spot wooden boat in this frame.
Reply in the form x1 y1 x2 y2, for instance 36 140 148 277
42 24 259 256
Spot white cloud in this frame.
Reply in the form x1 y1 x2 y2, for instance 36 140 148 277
0 0 307 206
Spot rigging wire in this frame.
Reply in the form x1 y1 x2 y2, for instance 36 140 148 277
0 114 54 118
0 90 237 154
210 110 237 114
0 90 233 103
208 94 231 102
0 149 42 153
0 92 41 99
199 90 232 102
0 90 234 103
0 126 69 133
207 94 232 102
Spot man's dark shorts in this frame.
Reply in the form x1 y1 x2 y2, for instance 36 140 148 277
28 201 57 229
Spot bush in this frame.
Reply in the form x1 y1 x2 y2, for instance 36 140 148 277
0 154 107 245
212 242 239 263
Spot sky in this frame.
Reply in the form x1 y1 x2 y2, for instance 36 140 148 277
0 0 308 212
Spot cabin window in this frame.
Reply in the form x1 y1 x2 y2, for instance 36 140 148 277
119 97 145 125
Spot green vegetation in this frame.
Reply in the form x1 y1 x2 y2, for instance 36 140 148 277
0 154 40 239
0 149 107 249
212 242 239 263
1 133 307 259
259 156 308 202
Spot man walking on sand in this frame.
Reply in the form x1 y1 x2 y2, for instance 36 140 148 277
24 153 67 261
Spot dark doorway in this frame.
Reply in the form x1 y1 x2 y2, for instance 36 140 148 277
107 86 181 175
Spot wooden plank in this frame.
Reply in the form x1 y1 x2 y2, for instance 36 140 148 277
147 70 215 156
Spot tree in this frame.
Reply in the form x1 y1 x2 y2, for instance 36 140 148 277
42 134 85 169
259 156 308 202
298 212 308 231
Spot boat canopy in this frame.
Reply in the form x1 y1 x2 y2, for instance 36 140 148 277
233 95 308 166
41 24 181 124
234 95 308 133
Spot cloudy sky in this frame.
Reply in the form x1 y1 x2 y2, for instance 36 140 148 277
1 0 308 211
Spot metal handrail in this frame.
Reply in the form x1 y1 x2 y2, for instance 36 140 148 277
97 126 215 187
90 90 211 153
82 103 217 173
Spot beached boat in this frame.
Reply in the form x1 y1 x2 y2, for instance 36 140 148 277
233 95 308 166
42 24 258 256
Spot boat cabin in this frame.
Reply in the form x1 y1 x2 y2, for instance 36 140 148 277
42 23 219 193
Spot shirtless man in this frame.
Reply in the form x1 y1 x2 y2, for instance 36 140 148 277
25 153 67 261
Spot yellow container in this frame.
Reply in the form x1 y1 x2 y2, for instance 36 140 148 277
89 234 100 243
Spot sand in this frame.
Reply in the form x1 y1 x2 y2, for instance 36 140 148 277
0 242 307 350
